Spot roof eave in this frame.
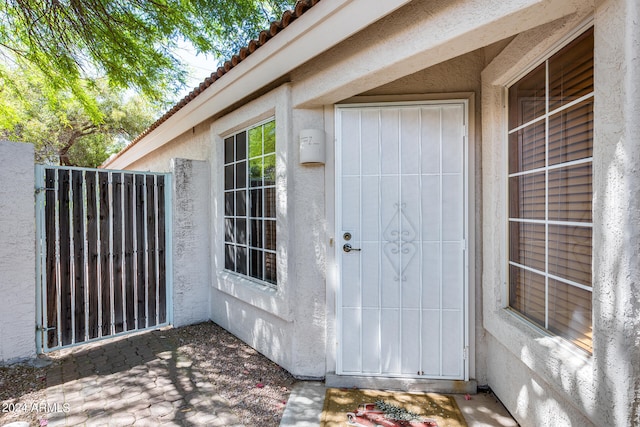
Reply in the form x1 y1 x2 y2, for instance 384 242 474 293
103 0 412 169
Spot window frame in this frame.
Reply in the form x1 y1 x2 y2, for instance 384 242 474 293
506 26 594 353
223 117 278 287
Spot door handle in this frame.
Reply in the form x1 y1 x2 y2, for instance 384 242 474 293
343 243 361 253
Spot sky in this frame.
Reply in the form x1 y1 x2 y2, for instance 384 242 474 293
172 40 220 100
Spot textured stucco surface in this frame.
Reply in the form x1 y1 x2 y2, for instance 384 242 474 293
291 0 582 108
485 334 594 426
289 107 327 377
171 158 211 327
593 0 640 425
0 141 36 362
479 0 640 425
96 0 640 423
207 85 326 378
209 290 294 370
126 119 213 172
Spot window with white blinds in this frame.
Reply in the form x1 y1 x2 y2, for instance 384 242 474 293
507 28 593 353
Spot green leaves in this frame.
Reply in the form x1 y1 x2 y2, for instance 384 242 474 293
0 0 296 166
0 0 295 116
0 65 157 166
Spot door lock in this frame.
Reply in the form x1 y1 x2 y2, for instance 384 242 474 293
343 232 352 241
343 243 361 253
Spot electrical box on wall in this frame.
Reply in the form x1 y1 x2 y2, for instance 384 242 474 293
299 129 325 164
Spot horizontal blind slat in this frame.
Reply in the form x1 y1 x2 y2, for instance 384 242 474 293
508 27 593 353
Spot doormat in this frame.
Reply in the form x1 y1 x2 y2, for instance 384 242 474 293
320 388 467 427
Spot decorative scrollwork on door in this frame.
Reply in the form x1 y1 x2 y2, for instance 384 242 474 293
383 202 418 281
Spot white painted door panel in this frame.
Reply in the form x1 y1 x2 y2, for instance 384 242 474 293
336 103 467 380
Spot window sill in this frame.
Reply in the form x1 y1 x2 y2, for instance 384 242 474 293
503 307 592 357
213 270 292 322
485 306 595 405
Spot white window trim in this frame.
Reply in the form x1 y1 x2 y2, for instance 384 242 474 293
481 16 596 414
505 27 593 348
222 118 278 286
210 84 293 321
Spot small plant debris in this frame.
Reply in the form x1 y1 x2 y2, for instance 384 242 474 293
375 400 424 421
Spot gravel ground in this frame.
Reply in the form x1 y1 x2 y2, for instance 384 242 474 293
0 363 48 426
163 322 296 426
0 322 296 426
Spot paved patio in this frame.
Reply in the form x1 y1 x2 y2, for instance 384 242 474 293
1 323 294 427
42 329 244 426
2 324 517 427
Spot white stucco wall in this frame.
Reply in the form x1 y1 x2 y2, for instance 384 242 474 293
289 107 327 377
126 119 214 173
208 84 326 378
481 14 598 426
291 0 585 108
0 141 36 363
93 2 640 419
593 0 640 424
485 334 594 425
171 158 211 327
480 0 640 425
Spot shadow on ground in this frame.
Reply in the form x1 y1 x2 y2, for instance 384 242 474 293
1 321 295 427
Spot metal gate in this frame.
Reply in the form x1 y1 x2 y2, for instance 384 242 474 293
35 165 171 352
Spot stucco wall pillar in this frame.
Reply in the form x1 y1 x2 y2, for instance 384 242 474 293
171 158 211 327
0 141 36 362
593 0 640 425
290 108 327 378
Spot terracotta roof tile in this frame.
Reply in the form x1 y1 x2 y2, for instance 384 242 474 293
112 0 321 162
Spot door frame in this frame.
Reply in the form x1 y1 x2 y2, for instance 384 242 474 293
328 94 476 381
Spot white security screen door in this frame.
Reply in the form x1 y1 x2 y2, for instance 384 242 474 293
336 102 468 379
